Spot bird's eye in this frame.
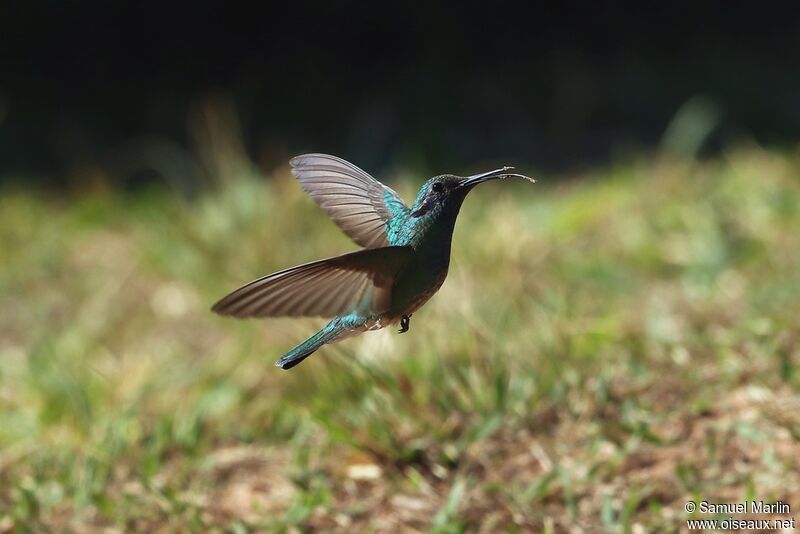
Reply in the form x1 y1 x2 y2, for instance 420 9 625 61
432 182 443 193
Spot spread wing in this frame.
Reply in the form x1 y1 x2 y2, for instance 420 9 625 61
211 246 413 318
290 154 410 248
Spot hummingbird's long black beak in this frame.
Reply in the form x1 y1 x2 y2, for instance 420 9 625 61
459 166 536 188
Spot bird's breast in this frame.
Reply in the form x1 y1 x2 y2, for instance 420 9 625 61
387 217 457 319
389 252 450 318
402 269 448 315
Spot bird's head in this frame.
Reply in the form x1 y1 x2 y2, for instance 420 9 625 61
410 167 535 219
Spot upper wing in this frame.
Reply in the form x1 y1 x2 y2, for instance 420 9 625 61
211 246 413 318
290 154 410 248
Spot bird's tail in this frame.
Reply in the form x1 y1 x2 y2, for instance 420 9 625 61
275 316 364 370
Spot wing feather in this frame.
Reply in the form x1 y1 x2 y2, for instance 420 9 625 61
290 154 410 248
211 246 413 318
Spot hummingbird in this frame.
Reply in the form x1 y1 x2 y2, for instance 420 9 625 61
212 154 535 369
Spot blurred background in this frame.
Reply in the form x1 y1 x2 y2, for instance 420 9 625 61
2 3 800 532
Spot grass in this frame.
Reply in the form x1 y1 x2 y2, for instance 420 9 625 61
1 146 799 532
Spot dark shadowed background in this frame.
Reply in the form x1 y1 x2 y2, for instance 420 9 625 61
2 2 800 186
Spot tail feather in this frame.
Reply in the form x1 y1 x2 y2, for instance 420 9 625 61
275 316 364 370
275 345 319 370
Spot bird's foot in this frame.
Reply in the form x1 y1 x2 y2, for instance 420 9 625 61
399 314 411 333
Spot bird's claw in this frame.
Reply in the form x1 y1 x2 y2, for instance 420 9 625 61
399 314 411 333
